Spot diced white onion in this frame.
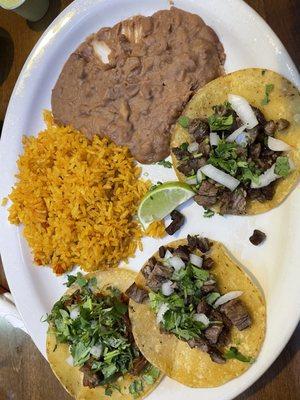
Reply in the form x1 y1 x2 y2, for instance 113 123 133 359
66 355 74 366
70 307 80 320
164 250 173 260
188 142 199 153
267 136 291 151
168 256 185 271
235 132 248 147
228 94 258 129
161 280 174 296
226 124 247 142
251 164 279 188
205 279 216 285
200 164 240 191
90 343 103 359
156 303 169 324
196 169 204 183
193 313 210 327
185 176 198 185
210 132 220 146
189 253 203 268
214 291 243 308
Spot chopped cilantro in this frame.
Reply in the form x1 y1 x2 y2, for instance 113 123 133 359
105 387 113 396
208 114 234 131
206 292 221 306
129 379 144 398
179 142 189 151
261 83 274 105
203 209 215 218
65 272 88 288
178 116 190 128
224 347 254 363
46 276 143 387
142 366 160 385
149 181 163 191
157 159 172 168
274 156 291 177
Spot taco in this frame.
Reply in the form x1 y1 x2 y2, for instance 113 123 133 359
128 236 266 387
171 68 300 215
46 269 162 400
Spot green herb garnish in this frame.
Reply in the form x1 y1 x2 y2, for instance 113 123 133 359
274 156 291 177
224 347 254 363
178 116 190 128
47 275 142 387
206 292 221 306
157 160 173 168
261 83 274 105
129 379 144 398
208 114 234 131
203 209 215 218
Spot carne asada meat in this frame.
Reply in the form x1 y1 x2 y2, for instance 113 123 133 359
194 180 219 208
142 261 172 291
189 119 210 142
202 257 215 270
131 354 148 375
125 283 148 303
80 359 103 388
219 188 247 215
220 299 251 331
187 234 212 253
204 324 223 345
187 337 210 353
249 229 266 246
165 210 185 235
197 298 212 314
209 349 226 364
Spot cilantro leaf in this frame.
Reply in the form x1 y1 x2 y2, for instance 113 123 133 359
224 347 254 363
129 379 144 398
203 209 215 218
157 159 172 168
261 83 274 105
208 114 233 131
274 156 291 177
179 142 189 151
206 292 221 305
178 116 190 128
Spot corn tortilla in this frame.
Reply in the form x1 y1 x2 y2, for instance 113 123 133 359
46 269 163 400
129 239 266 387
171 68 300 214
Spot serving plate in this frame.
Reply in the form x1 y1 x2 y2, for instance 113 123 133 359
0 0 299 399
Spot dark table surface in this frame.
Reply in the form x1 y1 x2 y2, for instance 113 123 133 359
0 1 299 399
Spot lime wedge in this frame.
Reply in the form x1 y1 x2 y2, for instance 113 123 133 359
138 182 195 229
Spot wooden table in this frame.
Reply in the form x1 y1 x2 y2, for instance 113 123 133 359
0 1 299 399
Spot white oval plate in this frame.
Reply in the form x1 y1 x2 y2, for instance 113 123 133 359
0 1 299 399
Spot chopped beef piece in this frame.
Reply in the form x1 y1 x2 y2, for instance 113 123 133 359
141 256 157 280
249 142 262 160
201 283 218 294
188 118 210 142
257 148 279 171
173 245 190 261
172 147 190 160
210 309 232 328
177 157 206 176
125 283 148 303
80 359 103 388
204 324 223 345
194 180 219 208
219 189 247 215
247 126 259 144
276 118 290 131
220 299 251 331
165 210 185 235
209 348 226 364
197 298 212 314
197 139 211 156
158 246 166 258
217 327 231 346
202 257 215 270
264 120 276 136
187 234 212 253
131 354 148 375
143 262 172 291
187 337 210 352
249 229 266 246
122 313 134 342
252 106 267 126
247 181 276 202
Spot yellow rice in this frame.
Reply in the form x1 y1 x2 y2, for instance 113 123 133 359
7 111 160 274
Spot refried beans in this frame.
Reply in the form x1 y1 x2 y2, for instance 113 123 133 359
52 7 225 164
